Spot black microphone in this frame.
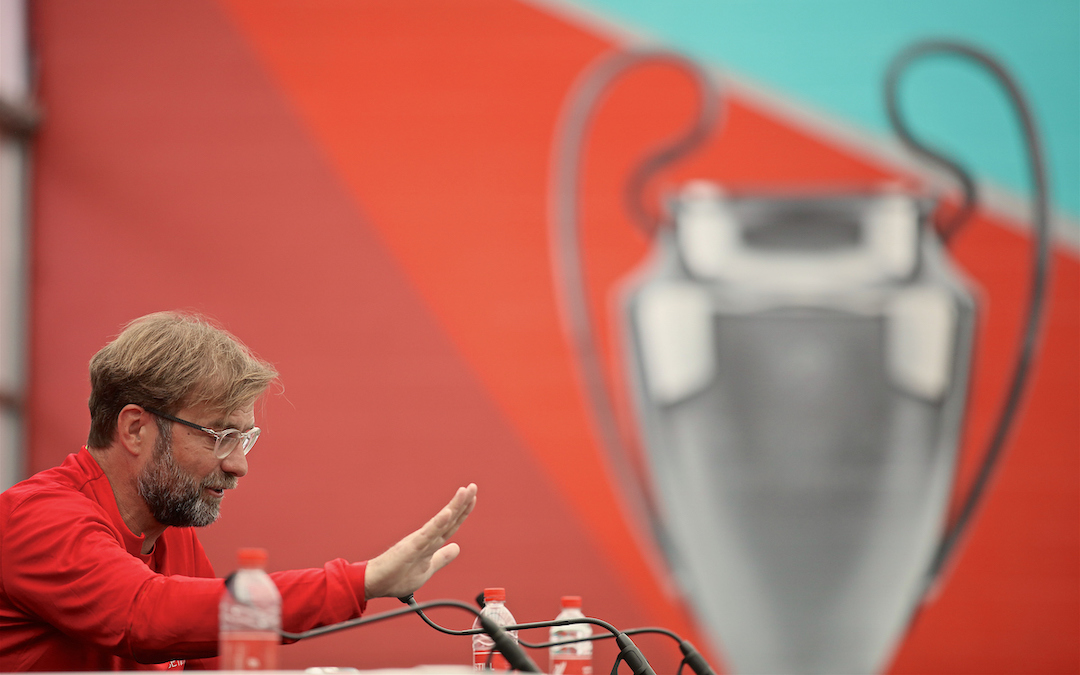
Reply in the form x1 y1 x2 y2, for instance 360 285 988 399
676 638 714 675
478 612 542 673
613 632 656 675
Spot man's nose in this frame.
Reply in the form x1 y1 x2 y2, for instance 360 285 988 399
220 446 249 477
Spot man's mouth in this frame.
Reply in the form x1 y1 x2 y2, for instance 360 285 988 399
202 475 237 499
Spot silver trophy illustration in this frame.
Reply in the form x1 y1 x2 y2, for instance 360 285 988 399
550 43 1050 674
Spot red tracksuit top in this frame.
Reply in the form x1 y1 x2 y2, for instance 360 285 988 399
0 448 367 671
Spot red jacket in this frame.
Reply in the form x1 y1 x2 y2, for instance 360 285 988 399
0 448 367 671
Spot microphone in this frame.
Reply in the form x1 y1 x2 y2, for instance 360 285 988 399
675 638 714 675
614 633 655 675
479 612 542 673
619 630 713 675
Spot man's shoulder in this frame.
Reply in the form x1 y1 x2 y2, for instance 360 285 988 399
0 459 123 561
1 453 102 519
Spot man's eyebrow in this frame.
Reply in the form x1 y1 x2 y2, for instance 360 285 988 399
208 418 256 433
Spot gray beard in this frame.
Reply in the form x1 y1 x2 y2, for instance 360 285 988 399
137 427 237 528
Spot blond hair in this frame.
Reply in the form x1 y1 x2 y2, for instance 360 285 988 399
87 311 279 448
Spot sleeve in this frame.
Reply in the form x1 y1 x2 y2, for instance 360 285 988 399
2 490 368 664
181 534 219 671
273 559 368 636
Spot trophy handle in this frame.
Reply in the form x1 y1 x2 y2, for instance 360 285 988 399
885 40 1054 591
549 46 722 536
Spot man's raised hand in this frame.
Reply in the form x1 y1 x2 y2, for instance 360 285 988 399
364 483 478 600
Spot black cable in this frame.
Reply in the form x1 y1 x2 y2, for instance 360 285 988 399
885 40 1053 587
280 598 480 641
521 621 712 675
399 597 636 672
296 596 540 672
400 594 621 638
401 597 714 675
514 624 678 650
397 594 473 636
392 595 522 670
610 651 625 675
501 620 656 675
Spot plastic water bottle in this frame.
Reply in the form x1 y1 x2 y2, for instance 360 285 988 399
219 548 281 670
549 596 592 675
472 587 518 671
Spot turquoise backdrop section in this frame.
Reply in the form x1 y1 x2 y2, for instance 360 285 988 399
565 0 1079 223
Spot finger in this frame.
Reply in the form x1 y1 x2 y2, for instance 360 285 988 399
422 485 471 533
428 542 461 575
447 484 477 524
411 506 464 554
429 485 476 538
443 484 475 519
442 491 476 538
410 512 452 556
409 485 478 556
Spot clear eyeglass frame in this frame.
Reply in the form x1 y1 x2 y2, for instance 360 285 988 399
143 406 261 460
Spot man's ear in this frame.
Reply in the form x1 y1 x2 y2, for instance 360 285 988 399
115 404 154 457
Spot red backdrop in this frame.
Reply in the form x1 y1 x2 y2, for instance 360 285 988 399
25 1 1078 673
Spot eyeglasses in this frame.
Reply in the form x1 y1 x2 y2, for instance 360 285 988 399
143 407 261 460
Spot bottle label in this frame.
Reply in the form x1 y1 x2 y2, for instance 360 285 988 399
551 655 592 675
220 631 279 670
221 602 281 632
473 649 511 671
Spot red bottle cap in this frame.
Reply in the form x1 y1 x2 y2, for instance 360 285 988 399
237 547 268 568
561 595 582 608
484 587 506 602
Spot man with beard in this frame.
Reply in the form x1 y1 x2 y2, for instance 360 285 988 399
0 311 478 671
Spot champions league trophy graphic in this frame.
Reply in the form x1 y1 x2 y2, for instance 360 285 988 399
550 43 1051 674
